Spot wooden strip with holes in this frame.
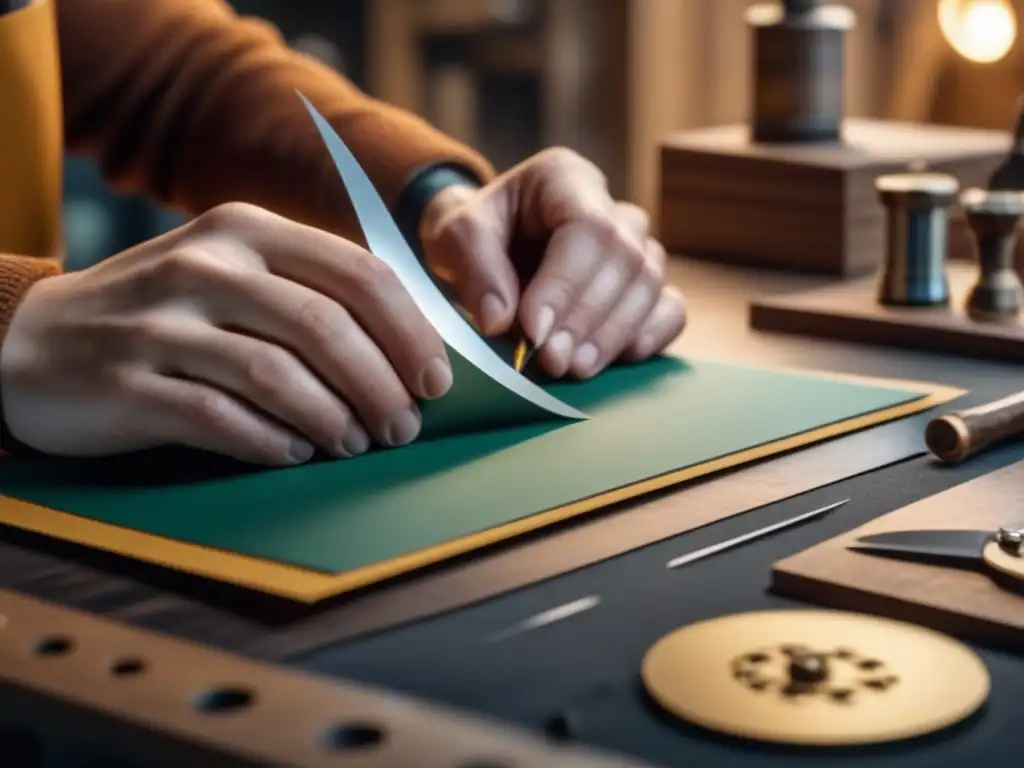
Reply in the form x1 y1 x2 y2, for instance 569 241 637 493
0 589 650 767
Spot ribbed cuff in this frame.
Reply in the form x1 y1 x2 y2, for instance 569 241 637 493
0 255 60 456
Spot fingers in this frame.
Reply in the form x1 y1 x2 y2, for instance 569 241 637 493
568 235 666 378
525 202 651 378
148 319 370 458
127 369 315 467
199 266 423 448
621 285 688 362
422 189 522 336
188 204 451 404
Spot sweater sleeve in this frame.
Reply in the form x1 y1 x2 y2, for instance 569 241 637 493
2 0 496 454
57 0 495 237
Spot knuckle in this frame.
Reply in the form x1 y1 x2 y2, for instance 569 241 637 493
538 146 583 169
244 345 296 393
293 295 347 348
622 203 651 235
581 217 646 275
537 146 605 183
346 254 400 295
182 387 236 431
126 315 170 350
192 202 268 236
618 237 648 276
295 294 338 332
149 247 212 295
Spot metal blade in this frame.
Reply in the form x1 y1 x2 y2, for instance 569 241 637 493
850 529 991 561
665 498 848 569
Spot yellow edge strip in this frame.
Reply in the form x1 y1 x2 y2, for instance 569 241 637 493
0 372 965 604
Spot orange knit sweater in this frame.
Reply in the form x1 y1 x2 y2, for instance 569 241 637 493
0 0 493 418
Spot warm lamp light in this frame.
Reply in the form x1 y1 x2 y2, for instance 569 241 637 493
938 0 1017 63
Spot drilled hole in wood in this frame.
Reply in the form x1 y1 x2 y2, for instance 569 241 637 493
110 658 147 677
322 723 385 750
194 686 255 713
33 636 74 657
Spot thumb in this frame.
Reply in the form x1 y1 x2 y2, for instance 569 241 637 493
422 186 521 337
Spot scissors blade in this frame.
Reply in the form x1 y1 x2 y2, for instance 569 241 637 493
849 529 991 561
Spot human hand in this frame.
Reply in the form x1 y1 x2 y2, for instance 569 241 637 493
419 148 687 379
0 204 452 465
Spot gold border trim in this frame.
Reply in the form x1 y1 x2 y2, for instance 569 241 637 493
0 369 964 603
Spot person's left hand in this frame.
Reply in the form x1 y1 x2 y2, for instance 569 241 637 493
419 148 687 380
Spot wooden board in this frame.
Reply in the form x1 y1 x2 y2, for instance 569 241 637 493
772 460 1024 650
749 262 1024 362
658 119 1008 276
0 588 648 767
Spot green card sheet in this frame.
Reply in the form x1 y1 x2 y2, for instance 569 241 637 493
0 357 926 574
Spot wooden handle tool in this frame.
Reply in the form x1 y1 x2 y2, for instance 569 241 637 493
925 391 1024 463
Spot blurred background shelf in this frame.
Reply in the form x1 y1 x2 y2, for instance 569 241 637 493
63 0 1024 268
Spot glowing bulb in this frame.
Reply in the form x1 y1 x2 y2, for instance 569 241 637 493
938 0 1017 63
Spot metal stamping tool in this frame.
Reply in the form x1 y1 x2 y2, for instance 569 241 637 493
961 187 1024 323
875 172 959 307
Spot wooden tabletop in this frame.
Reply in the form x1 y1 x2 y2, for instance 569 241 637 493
664 255 1018 398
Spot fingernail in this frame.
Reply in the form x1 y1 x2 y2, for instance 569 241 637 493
534 305 556 346
480 293 506 335
421 356 453 399
546 330 574 368
385 407 421 447
338 423 371 457
572 342 599 375
289 439 315 464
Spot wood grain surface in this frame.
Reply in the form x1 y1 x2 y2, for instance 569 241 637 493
659 119 1008 276
772 460 1024 650
750 262 1024 361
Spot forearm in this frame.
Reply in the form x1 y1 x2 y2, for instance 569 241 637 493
58 0 494 240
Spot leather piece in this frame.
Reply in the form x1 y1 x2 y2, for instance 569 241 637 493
0 407 936 660
0 357 927 586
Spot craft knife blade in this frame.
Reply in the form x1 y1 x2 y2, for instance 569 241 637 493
665 498 849 569
512 334 538 374
486 595 601 643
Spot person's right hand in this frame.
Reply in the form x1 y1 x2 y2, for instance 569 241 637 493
0 203 452 466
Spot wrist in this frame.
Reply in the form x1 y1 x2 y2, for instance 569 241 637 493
393 164 482 255
418 182 478 244
0 263 60 456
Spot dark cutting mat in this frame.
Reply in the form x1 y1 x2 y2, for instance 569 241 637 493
295 442 1024 768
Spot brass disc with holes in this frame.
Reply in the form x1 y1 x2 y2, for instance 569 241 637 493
982 540 1024 582
641 610 989 746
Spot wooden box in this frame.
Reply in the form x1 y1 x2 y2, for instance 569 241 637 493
659 119 1010 276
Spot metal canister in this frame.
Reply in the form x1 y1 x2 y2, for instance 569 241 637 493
746 1 855 144
875 173 959 306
